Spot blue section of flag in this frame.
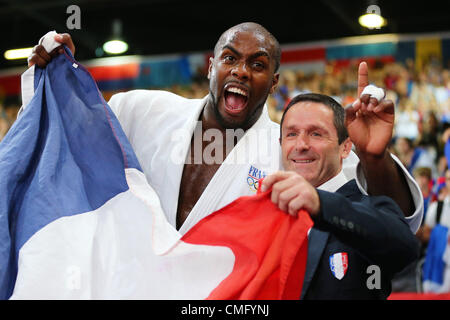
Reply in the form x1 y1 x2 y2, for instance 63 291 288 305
0 47 141 299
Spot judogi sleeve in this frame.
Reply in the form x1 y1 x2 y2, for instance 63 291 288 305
343 151 423 234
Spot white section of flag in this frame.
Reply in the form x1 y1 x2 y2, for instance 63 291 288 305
10 168 235 300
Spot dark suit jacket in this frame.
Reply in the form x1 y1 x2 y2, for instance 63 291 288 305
301 179 419 300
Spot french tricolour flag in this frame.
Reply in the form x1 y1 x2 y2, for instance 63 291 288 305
0 46 312 300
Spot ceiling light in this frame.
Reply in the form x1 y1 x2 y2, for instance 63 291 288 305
359 13 386 29
103 40 128 54
103 19 128 55
4 47 33 60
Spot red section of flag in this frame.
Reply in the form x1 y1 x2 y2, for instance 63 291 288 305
182 184 313 300
281 47 326 63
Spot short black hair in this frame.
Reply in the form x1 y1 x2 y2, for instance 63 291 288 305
279 93 348 144
214 22 281 72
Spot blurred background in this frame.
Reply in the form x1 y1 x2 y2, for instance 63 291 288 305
1 0 450 298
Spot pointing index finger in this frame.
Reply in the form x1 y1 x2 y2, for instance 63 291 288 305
357 61 369 97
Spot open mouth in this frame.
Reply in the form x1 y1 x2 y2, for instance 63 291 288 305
223 85 249 115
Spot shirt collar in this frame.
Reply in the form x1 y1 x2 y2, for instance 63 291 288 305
317 169 348 193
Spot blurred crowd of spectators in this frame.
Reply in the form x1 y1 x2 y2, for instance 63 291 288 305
263 56 450 293
266 57 450 208
0 96 20 141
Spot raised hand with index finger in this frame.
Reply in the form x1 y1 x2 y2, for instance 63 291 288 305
344 61 395 158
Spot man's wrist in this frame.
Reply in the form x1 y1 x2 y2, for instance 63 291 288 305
357 149 398 191
355 148 390 165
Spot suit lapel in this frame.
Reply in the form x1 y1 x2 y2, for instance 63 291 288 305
300 180 357 299
300 228 330 299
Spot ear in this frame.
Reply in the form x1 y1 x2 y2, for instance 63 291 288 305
207 57 214 80
340 138 353 160
269 73 280 94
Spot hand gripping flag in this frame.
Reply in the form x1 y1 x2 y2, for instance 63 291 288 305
0 46 312 300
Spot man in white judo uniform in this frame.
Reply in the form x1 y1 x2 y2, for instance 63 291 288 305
28 22 423 235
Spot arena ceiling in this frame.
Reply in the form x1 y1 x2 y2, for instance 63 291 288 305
0 0 449 69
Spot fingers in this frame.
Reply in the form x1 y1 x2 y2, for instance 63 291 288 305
262 171 320 217
286 196 304 216
373 99 394 114
356 90 390 114
360 93 371 105
277 187 301 215
27 33 75 68
362 97 393 115
346 98 395 131
275 182 320 218
260 171 290 192
28 45 52 68
357 61 369 97
357 62 388 112
358 61 389 108
285 194 320 217
54 33 75 56
348 96 372 118
344 102 358 126
367 97 378 112
270 174 299 207
35 45 52 62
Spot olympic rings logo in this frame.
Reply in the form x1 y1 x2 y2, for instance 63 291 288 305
247 175 259 191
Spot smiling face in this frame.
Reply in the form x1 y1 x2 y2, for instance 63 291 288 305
280 101 352 187
206 25 279 130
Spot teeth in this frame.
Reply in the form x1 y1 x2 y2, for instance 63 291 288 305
293 160 313 163
227 87 247 97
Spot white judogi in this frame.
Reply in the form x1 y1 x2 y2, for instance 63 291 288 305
108 90 423 234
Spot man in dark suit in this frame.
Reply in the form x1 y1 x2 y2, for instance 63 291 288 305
261 92 419 299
